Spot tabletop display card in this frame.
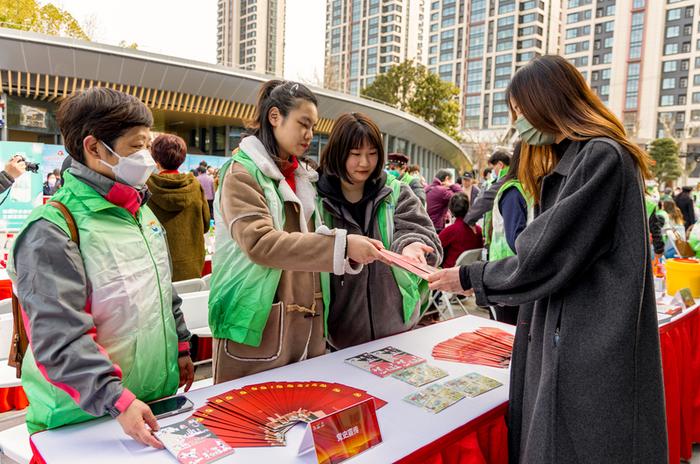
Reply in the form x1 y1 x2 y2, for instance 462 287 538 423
192 381 386 448
675 288 696 309
443 372 503 398
391 364 448 387
404 384 465 413
155 418 234 464
345 348 425 378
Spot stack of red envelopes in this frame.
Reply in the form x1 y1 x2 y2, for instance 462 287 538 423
192 381 387 447
379 249 438 280
432 327 514 368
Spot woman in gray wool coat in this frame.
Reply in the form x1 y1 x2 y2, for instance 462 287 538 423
429 55 668 464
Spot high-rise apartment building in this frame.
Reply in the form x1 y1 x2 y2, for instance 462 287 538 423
560 0 700 156
217 0 285 75
325 0 700 162
454 0 558 131
324 0 426 95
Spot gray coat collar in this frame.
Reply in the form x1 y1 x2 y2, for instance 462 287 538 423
552 140 582 176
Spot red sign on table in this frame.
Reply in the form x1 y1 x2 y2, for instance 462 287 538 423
303 398 382 464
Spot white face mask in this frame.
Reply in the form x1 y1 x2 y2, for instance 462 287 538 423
100 141 156 188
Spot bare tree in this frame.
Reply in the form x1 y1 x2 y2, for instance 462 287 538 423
461 127 510 175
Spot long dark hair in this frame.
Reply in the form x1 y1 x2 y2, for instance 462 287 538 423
246 80 318 162
320 112 385 184
503 142 521 183
506 55 652 202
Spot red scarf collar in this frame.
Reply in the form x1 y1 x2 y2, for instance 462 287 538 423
279 156 299 193
104 182 143 217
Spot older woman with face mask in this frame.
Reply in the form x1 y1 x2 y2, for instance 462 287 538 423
8 87 194 449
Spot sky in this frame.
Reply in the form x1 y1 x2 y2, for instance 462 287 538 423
50 0 326 83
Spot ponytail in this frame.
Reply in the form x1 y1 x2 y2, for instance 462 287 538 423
245 80 318 164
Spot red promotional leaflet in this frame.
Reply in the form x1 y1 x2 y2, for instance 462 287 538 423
155 418 234 464
310 398 382 464
379 249 438 280
432 327 514 368
192 382 386 448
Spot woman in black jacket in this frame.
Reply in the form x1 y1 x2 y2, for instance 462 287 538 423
675 186 696 230
429 55 667 464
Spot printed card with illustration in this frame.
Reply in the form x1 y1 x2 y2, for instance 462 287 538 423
391 364 448 387
444 372 503 398
404 384 465 413
370 346 425 369
155 418 234 464
344 352 406 377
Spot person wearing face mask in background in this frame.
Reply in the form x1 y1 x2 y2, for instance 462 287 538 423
43 172 59 196
462 149 511 251
486 143 533 324
7 87 194 451
429 55 666 464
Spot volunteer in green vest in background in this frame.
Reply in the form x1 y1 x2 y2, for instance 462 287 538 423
644 183 665 261
689 222 700 257
481 149 512 251
316 112 442 350
488 143 532 324
209 81 383 384
8 87 194 449
386 152 427 206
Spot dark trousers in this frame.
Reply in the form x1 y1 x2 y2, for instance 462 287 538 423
491 305 519 325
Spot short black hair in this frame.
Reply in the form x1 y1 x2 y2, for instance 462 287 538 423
56 87 153 163
435 169 453 182
320 112 385 184
489 149 511 167
448 192 470 219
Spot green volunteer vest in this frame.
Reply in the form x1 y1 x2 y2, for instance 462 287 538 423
8 171 179 433
489 179 534 261
645 198 658 219
208 150 287 347
399 172 416 186
317 176 429 335
483 166 510 248
656 210 670 244
689 223 700 257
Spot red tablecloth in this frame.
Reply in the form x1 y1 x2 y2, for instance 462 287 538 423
396 402 508 464
660 305 700 463
201 258 212 276
0 386 28 411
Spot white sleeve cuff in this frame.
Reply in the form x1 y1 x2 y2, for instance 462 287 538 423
316 225 348 276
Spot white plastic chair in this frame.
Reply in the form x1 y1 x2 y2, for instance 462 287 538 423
180 291 210 338
173 278 207 295
427 248 486 321
0 423 31 464
179 290 213 370
455 248 484 267
0 313 21 388
0 298 12 315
